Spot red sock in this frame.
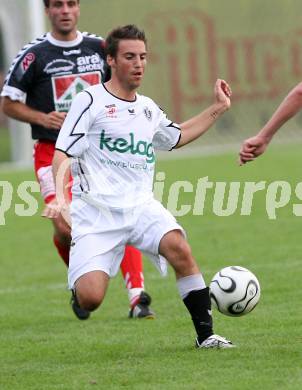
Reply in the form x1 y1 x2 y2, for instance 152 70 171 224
120 246 144 289
53 235 69 267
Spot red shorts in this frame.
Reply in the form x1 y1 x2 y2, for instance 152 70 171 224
33 141 72 204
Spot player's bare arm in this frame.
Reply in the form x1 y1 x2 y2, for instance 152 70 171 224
176 79 231 148
1 97 66 130
44 149 71 221
239 81 302 165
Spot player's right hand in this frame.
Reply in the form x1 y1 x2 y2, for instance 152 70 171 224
41 197 71 227
239 135 270 165
42 111 67 130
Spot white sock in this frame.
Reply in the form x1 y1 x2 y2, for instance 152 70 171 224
177 274 206 299
128 287 144 307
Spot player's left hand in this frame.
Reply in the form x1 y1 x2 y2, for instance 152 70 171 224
215 79 231 110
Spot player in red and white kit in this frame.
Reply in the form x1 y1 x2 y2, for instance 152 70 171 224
1 0 154 320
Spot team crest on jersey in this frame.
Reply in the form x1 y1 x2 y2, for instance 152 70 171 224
105 104 117 118
51 71 101 112
143 107 152 121
21 53 35 73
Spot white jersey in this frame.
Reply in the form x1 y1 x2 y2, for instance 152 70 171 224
56 83 181 209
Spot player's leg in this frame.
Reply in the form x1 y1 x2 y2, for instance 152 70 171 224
45 199 91 319
47 200 92 320
131 199 233 349
67 223 128 316
159 230 233 349
34 141 90 319
74 270 110 311
159 230 212 339
120 245 155 319
52 211 71 266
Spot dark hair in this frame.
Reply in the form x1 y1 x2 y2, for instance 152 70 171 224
43 0 80 7
105 24 147 58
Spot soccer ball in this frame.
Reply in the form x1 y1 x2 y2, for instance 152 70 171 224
209 266 260 316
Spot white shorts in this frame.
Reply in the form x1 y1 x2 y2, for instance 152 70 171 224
68 198 185 289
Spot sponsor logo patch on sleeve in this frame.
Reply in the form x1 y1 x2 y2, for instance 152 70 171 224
21 53 35 72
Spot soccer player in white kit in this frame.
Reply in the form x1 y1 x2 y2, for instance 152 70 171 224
51 25 234 348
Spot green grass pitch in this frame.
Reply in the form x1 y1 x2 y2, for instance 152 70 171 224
0 143 302 389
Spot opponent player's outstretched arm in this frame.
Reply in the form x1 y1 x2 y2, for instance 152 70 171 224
239 82 302 165
1 97 66 130
257 82 302 140
175 79 231 148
